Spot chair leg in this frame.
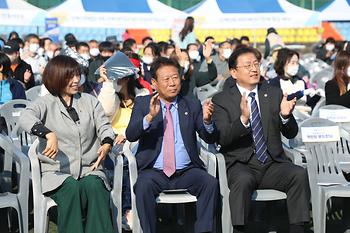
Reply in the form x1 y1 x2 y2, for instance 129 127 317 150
34 204 49 233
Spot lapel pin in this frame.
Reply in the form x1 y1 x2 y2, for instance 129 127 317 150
264 94 268 97
185 112 188 115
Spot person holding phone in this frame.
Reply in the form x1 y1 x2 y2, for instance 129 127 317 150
269 48 322 111
19 55 115 233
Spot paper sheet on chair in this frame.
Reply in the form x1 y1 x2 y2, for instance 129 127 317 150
319 109 350 123
301 126 340 142
317 182 342 186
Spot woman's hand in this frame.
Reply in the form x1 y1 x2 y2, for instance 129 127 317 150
98 65 109 83
114 134 126 144
43 132 58 159
90 143 111 171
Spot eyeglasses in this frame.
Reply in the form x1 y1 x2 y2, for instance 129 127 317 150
236 62 260 71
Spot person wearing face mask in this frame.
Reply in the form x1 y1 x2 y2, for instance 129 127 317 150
199 41 231 80
269 48 321 111
88 39 99 61
141 43 160 84
325 51 350 108
3 40 35 90
75 42 91 62
183 43 217 97
97 52 149 231
21 33 47 85
315 37 337 65
88 41 115 82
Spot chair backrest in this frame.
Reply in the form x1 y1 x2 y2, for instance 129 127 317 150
300 118 349 189
311 98 326 117
0 99 30 135
25 86 41 101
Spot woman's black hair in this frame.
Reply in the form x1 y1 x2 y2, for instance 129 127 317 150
0 52 12 78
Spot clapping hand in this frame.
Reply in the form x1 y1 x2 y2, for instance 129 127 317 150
280 93 296 119
23 69 31 83
202 42 213 60
146 92 160 123
203 100 214 123
240 93 250 125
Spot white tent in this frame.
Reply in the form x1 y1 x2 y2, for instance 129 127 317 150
0 0 46 26
187 0 319 28
319 0 350 21
47 0 186 28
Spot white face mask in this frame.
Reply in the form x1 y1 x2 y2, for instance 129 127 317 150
37 47 44 56
325 43 335 51
286 65 299 77
347 66 350 77
183 61 190 74
113 82 122 92
189 50 200 61
90 48 100 57
81 53 90 61
29 43 39 53
19 48 24 56
142 56 153 65
222 48 232 59
46 51 54 59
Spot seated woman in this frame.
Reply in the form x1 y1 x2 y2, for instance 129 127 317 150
19 55 115 233
269 48 321 112
97 51 149 230
325 51 350 108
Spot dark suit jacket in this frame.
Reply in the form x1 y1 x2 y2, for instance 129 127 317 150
212 77 298 170
126 95 217 170
325 79 350 108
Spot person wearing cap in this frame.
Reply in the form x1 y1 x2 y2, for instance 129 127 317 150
97 51 149 230
3 39 35 90
264 27 284 59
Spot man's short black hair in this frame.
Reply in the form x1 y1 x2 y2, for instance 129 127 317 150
186 43 198 51
75 42 89 51
228 47 257 69
141 36 153 45
150 57 179 80
24 33 39 42
240 36 250 42
98 41 115 53
204 36 215 42
219 41 231 48
123 38 136 49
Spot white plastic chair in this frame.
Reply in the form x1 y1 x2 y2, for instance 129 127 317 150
0 99 32 151
25 86 41 101
0 134 30 233
28 139 123 233
196 83 219 102
311 97 326 117
216 152 287 233
122 140 217 233
301 117 350 233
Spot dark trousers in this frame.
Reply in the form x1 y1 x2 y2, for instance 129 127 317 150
134 167 219 233
227 156 310 226
48 175 114 233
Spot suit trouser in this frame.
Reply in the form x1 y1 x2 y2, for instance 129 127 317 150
48 175 114 233
134 167 219 233
227 156 310 226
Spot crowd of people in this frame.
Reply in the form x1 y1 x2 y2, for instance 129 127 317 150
1 15 350 233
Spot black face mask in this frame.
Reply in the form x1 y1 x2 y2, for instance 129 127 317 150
101 56 111 62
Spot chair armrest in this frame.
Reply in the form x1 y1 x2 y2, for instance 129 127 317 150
216 152 230 198
283 145 304 167
11 143 30 202
199 146 216 177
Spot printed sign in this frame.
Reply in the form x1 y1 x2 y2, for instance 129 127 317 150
319 109 350 123
301 126 340 142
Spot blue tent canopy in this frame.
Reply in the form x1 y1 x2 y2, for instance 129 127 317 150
0 0 8 9
82 0 152 12
216 0 284 13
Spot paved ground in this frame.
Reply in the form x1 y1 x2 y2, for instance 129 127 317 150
0 198 349 233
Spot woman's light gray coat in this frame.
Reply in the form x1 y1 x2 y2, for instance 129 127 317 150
19 92 115 193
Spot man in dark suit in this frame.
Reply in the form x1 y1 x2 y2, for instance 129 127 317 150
212 47 310 233
126 57 218 233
